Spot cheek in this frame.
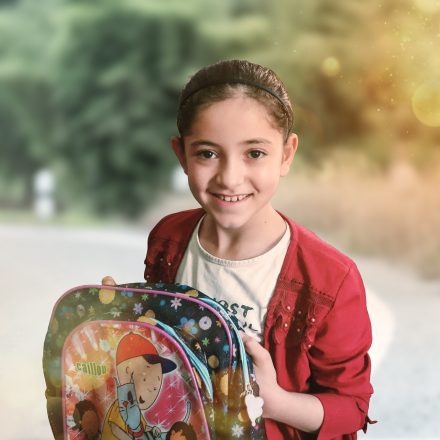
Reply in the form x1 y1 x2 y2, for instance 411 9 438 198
134 379 148 399
187 163 212 184
135 375 150 395
252 167 280 189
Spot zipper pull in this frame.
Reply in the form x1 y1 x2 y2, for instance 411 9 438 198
244 384 264 427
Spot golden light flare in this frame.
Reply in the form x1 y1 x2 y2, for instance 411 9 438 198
411 82 440 127
321 56 341 77
415 0 440 13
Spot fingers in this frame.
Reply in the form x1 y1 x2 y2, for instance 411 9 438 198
101 275 116 286
240 332 270 364
239 330 250 342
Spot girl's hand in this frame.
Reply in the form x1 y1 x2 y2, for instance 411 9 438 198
102 275 116 286
241 332 324 432
240 332 280 418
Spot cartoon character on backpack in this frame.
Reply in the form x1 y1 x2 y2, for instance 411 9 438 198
101 333 177 439
113 375 154 439
165 421 197 440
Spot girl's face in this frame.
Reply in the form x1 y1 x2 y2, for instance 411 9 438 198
172 96 297 232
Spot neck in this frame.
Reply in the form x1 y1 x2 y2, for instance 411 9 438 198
199 207 286 260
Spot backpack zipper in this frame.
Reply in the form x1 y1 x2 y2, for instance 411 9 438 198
150 318 213 400
197 298 251 387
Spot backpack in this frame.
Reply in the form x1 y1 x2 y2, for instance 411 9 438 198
43 282 267 440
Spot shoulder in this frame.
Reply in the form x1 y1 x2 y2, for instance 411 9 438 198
144 209 206 281
294 220 354 270
280 212 361 302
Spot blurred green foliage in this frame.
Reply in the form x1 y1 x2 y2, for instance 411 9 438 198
0 0 439 217
52 2 207 216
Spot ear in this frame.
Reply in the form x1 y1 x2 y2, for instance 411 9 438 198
280 133 298 177
171 136 188 175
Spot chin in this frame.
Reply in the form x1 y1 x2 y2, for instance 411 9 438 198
213 214 250 230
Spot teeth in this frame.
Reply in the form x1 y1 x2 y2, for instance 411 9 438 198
217 194 248 202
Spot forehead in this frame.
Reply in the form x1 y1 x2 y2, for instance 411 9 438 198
188 96 284 141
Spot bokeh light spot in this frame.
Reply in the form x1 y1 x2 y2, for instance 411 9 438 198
321 56 341 77
415 0 440 13
412 82 440 127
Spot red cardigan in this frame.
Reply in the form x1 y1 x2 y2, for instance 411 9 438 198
144 209 374 440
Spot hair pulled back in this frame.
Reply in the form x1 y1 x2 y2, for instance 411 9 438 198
177 59 293 140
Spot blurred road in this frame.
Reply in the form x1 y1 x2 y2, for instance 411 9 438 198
355 256 440 440
0 221 439 439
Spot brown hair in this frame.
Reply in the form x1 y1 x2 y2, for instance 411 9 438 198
177 59 293 140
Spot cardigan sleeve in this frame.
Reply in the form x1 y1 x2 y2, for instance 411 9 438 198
309 263 374 439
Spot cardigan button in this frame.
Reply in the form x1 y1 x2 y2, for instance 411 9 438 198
167 262 172 266
283 322 288 329
286 305 291 311
311 317 316 323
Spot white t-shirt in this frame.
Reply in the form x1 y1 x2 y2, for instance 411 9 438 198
175 216 291 341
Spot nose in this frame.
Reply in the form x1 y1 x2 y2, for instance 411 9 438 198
216 157 245 189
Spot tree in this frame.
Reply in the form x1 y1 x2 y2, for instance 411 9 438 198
53 2 208 217
0 0 56 207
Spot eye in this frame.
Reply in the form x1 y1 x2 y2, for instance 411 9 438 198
197 150 217 159
248 150 266 159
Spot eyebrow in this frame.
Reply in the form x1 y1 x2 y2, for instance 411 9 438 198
189 140 219 149
189 138 272 148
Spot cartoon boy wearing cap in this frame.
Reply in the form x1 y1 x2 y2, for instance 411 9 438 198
102 333 177 439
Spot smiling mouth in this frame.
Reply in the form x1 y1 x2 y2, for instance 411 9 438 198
213 194 251 202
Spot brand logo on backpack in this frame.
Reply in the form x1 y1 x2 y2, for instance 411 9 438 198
75 361 107 376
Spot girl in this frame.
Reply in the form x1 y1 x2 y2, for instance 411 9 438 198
111 59 374 439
